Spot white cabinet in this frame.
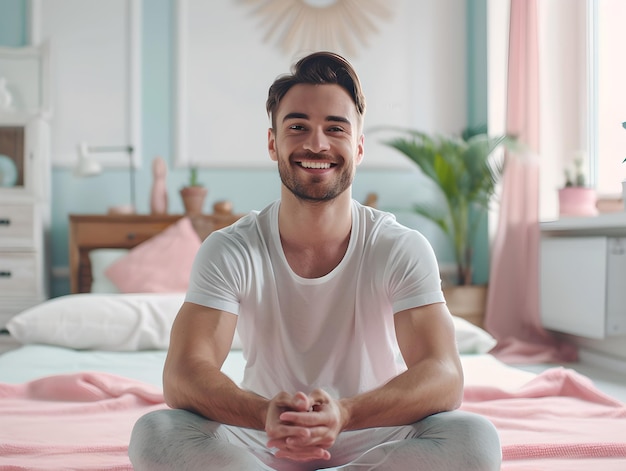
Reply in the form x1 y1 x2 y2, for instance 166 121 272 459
0 44 51 328
0 114 50 328
540 214 626 339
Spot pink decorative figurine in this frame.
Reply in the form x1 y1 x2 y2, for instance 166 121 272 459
150 156 168 214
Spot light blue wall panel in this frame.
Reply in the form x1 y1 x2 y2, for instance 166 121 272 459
0 0 27 47
466 0 490 285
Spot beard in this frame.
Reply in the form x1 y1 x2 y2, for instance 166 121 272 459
277 150 355 202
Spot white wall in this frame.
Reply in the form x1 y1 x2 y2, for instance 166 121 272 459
176 0 467 169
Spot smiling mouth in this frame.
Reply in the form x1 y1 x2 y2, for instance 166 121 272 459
298 161 335 169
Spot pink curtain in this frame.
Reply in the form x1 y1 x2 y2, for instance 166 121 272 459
484 0 577 364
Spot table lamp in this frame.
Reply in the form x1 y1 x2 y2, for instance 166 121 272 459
75 141 136 213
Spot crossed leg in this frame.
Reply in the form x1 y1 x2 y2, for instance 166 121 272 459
129 408 501 471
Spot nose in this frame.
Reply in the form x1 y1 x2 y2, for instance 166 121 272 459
303 127 330 153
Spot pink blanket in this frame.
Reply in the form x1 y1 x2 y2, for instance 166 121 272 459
0 372 167 470
461 367 626 470
0 367 625 470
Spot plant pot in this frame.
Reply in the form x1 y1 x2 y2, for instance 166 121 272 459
180 186 208 215
558 187 598 217
443 284 487 327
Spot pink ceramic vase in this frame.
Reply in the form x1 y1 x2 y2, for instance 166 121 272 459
558 187 598 217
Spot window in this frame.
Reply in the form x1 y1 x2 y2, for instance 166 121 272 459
488 0 626 221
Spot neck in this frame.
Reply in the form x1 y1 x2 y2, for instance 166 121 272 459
278 189 353 278
278 188 353 247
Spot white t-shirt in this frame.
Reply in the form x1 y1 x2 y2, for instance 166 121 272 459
185 199 444 399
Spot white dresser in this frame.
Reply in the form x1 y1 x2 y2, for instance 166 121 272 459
540 213 626 339
0 113 50 328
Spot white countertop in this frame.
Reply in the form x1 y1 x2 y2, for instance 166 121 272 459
541 211 626 235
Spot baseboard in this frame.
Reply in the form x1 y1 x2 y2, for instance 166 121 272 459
578 348 626 375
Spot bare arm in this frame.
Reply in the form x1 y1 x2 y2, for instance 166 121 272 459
163 301 269 430
278 302 463 440
339 302 463 430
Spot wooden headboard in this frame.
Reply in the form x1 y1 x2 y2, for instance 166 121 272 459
68 202 243 294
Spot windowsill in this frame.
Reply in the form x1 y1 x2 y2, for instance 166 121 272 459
540 212 626 235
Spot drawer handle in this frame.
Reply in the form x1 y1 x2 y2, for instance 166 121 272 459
0 219 10 226
126 232 136 241
0 271 11 278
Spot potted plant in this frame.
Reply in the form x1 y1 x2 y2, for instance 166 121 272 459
558 154 597 217
378 125 516 326
179 167 208 215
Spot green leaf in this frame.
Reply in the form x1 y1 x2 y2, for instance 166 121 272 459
375 126 517 284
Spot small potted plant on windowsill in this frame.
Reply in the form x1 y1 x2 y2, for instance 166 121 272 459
558 153 597 217
180 167 208 215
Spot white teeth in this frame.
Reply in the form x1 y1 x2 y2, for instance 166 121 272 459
300 161 331 169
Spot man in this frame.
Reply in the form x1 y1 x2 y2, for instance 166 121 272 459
129 51 501 470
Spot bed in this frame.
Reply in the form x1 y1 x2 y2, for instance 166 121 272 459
1 207 625 470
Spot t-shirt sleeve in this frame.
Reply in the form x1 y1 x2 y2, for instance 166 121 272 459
184 231 244 315
386 228 445 313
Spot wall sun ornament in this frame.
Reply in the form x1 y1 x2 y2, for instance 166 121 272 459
240 0 396 57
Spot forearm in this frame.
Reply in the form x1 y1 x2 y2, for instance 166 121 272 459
340 357 463 431
163 357 268 430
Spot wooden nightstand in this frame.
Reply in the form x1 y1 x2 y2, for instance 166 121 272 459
69 208 242 294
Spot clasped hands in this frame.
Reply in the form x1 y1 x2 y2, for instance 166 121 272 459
266 389 345 462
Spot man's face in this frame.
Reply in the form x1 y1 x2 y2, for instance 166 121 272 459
268 84 364 202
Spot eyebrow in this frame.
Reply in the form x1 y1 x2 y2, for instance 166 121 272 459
282 112 351 126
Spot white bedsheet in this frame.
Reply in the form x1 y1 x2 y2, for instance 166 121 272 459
0 344 535 391
0 345 170 386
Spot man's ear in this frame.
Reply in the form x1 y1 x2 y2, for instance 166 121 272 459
355 133 365 166
268 128 278 162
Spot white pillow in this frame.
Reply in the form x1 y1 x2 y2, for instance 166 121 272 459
6 294 490 354
89 249 128 293
6 293 243 352
452 315 497 354
7 293 183 351
81 249 496 354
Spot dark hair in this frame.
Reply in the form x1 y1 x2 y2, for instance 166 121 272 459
266 51 366 129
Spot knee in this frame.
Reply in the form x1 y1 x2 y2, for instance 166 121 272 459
128 409 192 470
130 409 179 443
129 409 263 471
438 411 502 471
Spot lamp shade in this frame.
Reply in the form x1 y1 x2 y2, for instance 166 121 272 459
74 141 102 177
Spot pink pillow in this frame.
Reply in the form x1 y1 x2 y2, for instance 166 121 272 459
105 217 202 293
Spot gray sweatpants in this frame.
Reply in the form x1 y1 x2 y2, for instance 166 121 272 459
129 408 501 471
